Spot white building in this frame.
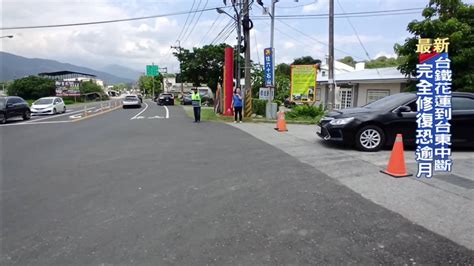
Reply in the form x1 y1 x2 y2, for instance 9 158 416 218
317 66 413 109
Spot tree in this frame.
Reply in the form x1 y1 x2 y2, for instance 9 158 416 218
173 44 244 93
395 0 474 92
365 56 405 69
275 63 291 78
251 64 264 98
79 80 104 94
7 76 55 99
138 75 163 97
338 56 356 67
292 56 321 65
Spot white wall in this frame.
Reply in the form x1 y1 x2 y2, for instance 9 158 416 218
357 83 401 106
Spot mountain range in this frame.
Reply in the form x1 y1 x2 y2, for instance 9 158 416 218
0 52 140 84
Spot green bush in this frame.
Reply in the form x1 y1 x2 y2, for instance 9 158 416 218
7 76 55 99
273 99 282 107
286 104 324 119
253 99 266 116
63 99 76 105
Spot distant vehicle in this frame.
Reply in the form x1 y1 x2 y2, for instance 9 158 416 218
181 93 192 105
317 92 474 152
122 95 142 108
0 96 31 124
31 97 66 115
157 93 174 106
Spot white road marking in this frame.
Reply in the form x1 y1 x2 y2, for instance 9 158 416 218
147 115 164 119
130 102 148 120
22 107 95 124
164 105 170 119
69 114 83 119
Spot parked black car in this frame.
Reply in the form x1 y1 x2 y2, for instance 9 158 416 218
157 93 174 106
317 92 474 151
0 96 31 124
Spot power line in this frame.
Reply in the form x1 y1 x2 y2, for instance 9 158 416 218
197 13 221 47
183 0 209 44
181 0 203 43
276 18 364 60
252 11 421 20
251 7 423 19
1 5 232 30
210 18 234 45
278 0 317 9
176 0 197 42
215 21 236 45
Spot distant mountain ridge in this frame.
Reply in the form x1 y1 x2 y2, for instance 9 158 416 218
0 52 134 84
100 64 142 81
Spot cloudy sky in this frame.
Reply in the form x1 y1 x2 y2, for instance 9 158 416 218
1 0 436 73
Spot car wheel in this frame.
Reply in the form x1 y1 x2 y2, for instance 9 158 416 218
63 106 66 113
355 125 385 152
53 108 57 115
23 110 31 120
0 114 6 124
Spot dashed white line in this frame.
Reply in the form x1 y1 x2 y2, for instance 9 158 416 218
130 102 149 120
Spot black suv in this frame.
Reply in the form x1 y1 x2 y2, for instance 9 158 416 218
317 92 474 151
157 93 174 106
0 96 31 124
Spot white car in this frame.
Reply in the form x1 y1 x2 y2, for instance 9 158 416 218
31 97 66 115
122 95 142 108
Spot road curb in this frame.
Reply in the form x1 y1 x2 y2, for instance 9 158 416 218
72 104 122 123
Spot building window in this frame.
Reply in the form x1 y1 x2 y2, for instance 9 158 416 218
339 88 352 109
367 90 390 104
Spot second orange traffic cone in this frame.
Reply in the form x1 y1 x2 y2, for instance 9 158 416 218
380 134 412 178
274 111 288 132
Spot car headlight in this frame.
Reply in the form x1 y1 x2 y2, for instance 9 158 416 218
159 97 164 99
329 117 354 125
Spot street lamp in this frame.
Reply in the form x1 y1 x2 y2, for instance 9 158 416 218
0 35 14 39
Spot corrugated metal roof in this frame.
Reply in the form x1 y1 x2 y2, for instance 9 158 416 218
317 67 411 83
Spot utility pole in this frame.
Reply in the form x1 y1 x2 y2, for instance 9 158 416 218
328 0 335 111
234 1 242 90
171 40 184 95
243 0 252 117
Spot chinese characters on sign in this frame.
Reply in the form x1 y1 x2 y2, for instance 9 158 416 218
259 87 274 100
415 38 452 178
264 48 274 87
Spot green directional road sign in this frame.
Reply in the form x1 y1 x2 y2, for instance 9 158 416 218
146 65 159 76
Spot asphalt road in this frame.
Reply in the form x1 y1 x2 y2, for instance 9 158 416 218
1 101 473 265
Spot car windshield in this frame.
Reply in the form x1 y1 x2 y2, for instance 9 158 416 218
0 97 5 108
125 96 137 100
161 94 172 97
363 94 415 109
34 98 53 105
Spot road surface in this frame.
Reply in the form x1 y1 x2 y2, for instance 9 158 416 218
1 101 473 265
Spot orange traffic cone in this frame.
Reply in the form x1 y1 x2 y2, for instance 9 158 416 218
380 134 412 178
274 111 288 132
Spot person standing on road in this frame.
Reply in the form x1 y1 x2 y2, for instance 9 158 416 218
232 88 243 123
191 88 201 123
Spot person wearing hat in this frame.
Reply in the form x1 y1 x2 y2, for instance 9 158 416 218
191 87 201 122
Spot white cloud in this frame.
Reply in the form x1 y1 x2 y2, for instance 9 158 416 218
302 0 329 13
374 51 397 59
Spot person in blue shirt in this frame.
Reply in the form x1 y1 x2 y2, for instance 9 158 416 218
231 88 243 123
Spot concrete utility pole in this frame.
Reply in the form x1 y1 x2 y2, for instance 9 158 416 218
171 40 184 95
243 0 252 116
234 1 242 90
328 0 335 111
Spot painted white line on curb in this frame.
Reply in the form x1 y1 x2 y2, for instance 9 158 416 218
22 107 95 124
130 102 149 120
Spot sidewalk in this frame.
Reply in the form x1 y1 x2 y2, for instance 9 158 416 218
230 122 474 250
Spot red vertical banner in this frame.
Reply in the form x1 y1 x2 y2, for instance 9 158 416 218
224 47 234 116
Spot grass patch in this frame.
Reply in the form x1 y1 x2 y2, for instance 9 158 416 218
183 106 253 122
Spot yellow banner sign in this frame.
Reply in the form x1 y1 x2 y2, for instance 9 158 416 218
290 65 318 102
416 37 450 54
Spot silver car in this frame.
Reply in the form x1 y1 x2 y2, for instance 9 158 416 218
122 95 142 108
